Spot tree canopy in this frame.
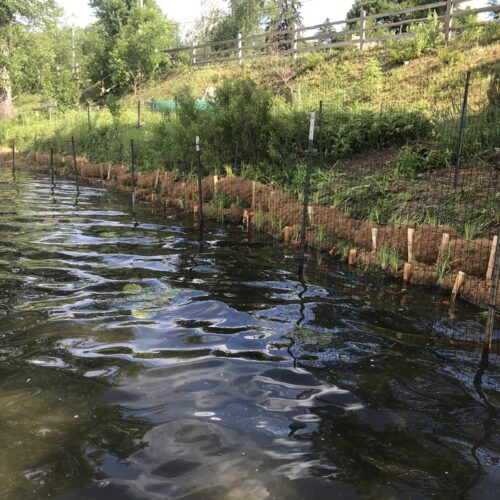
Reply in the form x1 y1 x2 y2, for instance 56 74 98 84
0 0 62 117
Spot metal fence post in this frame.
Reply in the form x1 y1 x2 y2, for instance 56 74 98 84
50 146 55 186
359 10 366 50
237 33 243 65
454 71 471 188
444 0 454 42
300 112 316 259
11 141 15 178
195 136 204 225
318 100 324 169
293 24 298 60
130 139 136 206
71 136 79 192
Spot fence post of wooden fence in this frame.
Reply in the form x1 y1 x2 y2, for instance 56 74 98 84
195 136 204 225
191 43 196 65
293 24 299 60
359 10 367 50
299 112 316 260
454 71 471 188
237 33 243 65
444 0 454 42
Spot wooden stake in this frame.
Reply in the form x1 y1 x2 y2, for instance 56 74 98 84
407 228 415 264
451 271 466 302
35 151 39 166
438 232 450 264
154 170 160 189
371 228 378 252
348 248 357 265
252 181 256 209
486 235 498 282
213 175 219 194
193 204 199 214
284 226 291 243
403 262 412 282
307 206 314 225
107 164 111 181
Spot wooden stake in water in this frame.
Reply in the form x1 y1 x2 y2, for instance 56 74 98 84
486 235 498 282
485 229 500 348
407 227 415 264
195 136 204 224
403 262 412 282
451 271 465 302
371 227 378 252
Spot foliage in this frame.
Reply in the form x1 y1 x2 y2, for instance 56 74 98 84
89 0 178 96
412 11 441 57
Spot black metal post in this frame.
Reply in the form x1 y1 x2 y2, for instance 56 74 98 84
130 139 136 206
454 71 471 188
50 146 55 185
71 136 79 192
195 136 204 224
11 141 15 178
299 112 316 262
318 100 324 169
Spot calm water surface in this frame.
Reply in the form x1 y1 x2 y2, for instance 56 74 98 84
0 170 499 499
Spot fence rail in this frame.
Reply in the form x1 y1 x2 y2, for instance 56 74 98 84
165 0 500 66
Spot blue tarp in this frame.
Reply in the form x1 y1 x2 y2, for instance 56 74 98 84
147 99 208 112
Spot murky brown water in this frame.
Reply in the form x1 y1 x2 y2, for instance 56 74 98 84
0 170 499 499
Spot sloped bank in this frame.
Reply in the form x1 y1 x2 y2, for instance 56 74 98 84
2 150 498 310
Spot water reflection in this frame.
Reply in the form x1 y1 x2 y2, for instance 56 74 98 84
0 169 499 499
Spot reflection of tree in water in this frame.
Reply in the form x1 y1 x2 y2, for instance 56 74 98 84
302 348 499 498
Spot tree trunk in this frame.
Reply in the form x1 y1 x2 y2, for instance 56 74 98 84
0 66 15 118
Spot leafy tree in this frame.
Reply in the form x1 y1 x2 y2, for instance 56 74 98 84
88 0 178 96
267 0 302 32
347 0 439 18
266 0 302 52
316 18 339 44
0 0 61 117
191 0 266 46
489 0 499 19
109 4 178 95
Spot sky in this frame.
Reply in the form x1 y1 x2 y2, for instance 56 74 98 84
58 0 358 33
58 0 487 36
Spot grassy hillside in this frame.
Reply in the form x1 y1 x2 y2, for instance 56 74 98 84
1 32 499 237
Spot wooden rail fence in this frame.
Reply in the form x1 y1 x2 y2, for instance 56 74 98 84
165 0 499 66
